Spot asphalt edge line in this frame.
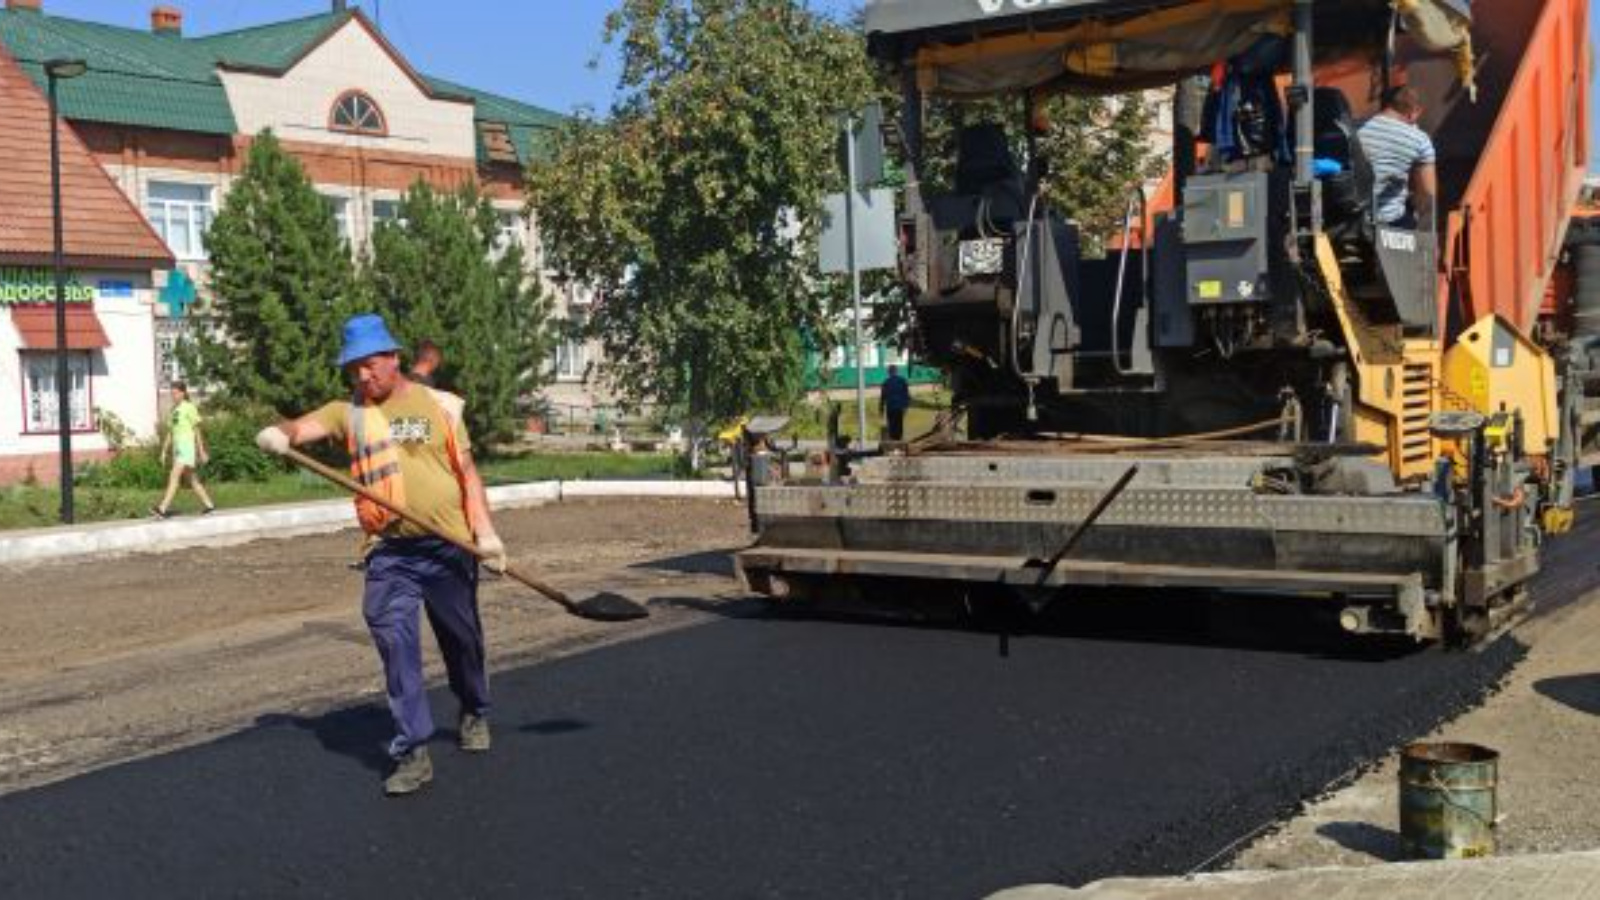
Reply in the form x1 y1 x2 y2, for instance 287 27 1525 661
0 480 737 567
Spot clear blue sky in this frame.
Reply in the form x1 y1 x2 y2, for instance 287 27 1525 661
31 0 1600 170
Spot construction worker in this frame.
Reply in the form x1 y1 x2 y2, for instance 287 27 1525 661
880 364 912 442
410 339 443 388
349 339 461 572
1357 84 1437 229
255 314 506 796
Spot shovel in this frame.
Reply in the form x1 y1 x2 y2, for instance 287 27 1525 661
284 448 650 623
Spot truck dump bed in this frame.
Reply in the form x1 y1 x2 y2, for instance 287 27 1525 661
1433 0 1591 331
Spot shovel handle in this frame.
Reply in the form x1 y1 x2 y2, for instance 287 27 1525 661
282 447 579 611
1034 464 1139 586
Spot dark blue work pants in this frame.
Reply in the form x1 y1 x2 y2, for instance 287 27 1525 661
362 538 489 758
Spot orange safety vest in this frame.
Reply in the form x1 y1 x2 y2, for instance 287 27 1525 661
347 388 471 536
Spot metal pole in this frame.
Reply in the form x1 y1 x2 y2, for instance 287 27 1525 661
48 73 74 524
844 114 868 451
1292 0 1316 187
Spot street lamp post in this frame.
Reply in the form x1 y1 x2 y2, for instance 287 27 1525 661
45 58 87 524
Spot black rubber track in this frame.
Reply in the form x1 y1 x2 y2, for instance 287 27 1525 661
0 599 1532 900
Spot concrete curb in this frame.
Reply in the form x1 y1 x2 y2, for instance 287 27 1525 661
0 480 736 567
985 850 1600 899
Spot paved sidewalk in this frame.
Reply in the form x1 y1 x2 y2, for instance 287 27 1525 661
0 479 736 566
990 850 1600 898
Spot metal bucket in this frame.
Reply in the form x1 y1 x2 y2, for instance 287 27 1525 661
1399 741 1499 859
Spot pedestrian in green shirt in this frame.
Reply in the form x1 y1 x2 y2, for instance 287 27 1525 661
152 381 215 518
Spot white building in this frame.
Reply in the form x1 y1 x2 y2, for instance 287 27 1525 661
0 42 173 483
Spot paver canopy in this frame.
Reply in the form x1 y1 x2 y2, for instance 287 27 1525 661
863 0 1472 97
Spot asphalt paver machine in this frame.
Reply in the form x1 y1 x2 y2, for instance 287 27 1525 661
738 0 1596 644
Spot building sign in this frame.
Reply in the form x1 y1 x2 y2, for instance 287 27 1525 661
97 280 135 299
0 267 94 305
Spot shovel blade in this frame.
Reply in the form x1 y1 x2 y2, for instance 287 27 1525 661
572 592 651 622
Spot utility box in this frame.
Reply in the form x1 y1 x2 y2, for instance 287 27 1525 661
1182 172 1272 306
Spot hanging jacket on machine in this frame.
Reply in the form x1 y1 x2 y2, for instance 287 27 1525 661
1203 36 1292 166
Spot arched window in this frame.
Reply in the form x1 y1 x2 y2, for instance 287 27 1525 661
329 90 387 136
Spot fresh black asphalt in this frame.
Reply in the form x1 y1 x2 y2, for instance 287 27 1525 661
0 590 1533 900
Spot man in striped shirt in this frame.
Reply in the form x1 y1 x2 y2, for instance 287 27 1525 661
1357 85 1438 229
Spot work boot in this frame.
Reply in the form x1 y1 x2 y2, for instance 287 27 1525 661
383 746 433 796
458 713 491 753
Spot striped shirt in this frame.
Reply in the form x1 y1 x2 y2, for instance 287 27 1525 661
1357 113 1436 225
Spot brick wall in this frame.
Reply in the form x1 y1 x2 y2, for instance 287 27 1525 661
0 449 115 487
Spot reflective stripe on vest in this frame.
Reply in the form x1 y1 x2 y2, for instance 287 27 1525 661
348 397 407 535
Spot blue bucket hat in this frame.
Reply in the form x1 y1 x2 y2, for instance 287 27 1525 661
338 313 402 367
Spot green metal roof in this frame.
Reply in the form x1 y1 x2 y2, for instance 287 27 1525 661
0 7 566 165
0 8 236 134
191 10 349 71
423 75 566 165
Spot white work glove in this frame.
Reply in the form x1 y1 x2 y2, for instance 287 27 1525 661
255 426 291 456
476 533 508 574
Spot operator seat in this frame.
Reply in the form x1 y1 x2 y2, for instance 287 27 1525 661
926 123 1028 241
955 123 1027 227
1313 86 1376 249
926 123 1034 294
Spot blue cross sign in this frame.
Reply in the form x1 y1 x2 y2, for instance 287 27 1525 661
160 269 198 319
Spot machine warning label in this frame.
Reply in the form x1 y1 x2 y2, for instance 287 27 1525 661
1197 280 1222 300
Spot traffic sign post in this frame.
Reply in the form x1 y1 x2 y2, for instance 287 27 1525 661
827 103 890 453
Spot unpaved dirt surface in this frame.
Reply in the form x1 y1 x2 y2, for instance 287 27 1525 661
0 498 749 796
1234 511 1600 870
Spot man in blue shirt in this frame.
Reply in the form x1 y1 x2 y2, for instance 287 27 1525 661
880 365 912 442
1357 85 1437 229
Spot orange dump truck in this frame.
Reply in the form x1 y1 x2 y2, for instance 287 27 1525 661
737 0 1595 644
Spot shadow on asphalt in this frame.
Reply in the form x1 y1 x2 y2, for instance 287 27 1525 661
1315 821 1407 862
630 549 739 577
656 589 1427 663
518 718 593 736
1532 674 1600 716
256 707 395 775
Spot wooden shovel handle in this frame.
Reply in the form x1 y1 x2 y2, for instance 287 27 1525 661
282 447 577 609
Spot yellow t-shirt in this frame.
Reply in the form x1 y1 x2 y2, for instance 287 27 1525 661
309 385 473 541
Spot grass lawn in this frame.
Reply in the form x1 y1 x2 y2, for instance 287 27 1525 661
785 390 952 442
0 452 679 532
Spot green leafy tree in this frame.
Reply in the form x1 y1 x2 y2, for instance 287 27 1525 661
182 130 362 416
527 0 876 452
1037 94 1168 249
366 182 553 447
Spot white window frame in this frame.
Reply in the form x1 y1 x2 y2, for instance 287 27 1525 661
552 320 588 383
320 192 351 241
492 209 525 259
145 181 214 261
564 281 597 308
21 351 93 434
371 197 404 230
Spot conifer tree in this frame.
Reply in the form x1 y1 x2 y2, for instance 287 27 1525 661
366 182 552 446
184 130 362 416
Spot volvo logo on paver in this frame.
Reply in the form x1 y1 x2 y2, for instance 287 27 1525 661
977 0 1075 15
1379 230 1418 253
